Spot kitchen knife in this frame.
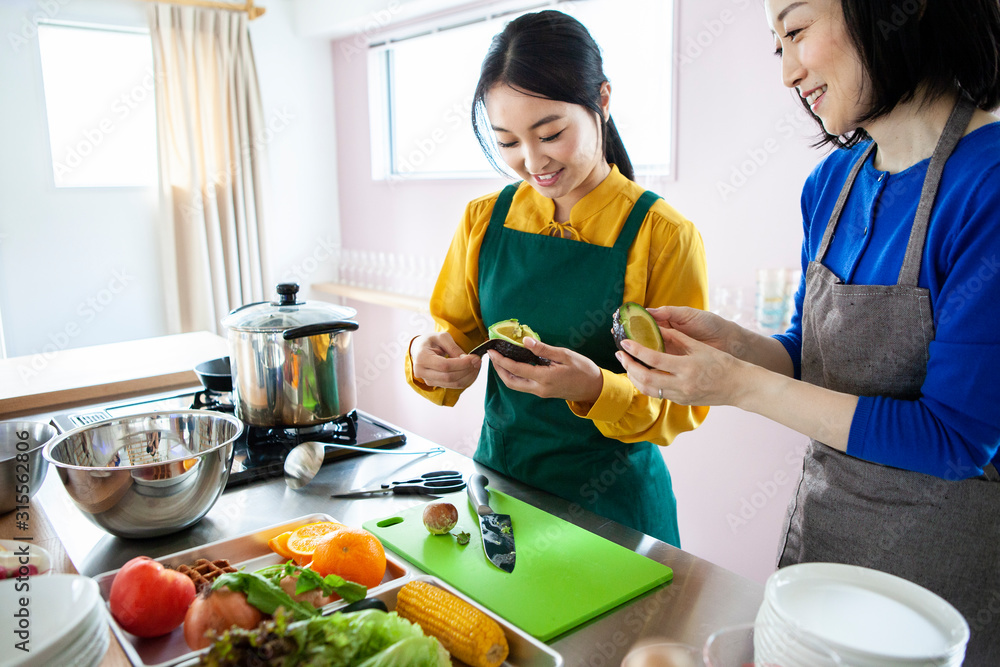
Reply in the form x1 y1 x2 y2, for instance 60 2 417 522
467 473 515 573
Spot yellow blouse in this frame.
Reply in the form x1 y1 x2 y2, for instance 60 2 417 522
405 165 709 446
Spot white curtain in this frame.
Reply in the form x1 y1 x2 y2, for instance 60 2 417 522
148 4 270 334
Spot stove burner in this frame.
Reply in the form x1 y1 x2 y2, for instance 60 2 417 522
53 390 406 489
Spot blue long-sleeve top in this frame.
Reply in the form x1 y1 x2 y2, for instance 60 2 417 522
774 123 1000 479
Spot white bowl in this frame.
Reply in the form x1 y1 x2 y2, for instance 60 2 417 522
0 573 101 666
766 563 968 665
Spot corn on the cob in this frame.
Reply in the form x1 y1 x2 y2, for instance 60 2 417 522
395 580 509 667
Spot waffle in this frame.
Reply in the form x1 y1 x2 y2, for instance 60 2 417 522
176 558 237 590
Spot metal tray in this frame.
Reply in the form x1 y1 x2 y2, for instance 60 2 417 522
332 574 565 667
92 513 410 667
93 514 563 667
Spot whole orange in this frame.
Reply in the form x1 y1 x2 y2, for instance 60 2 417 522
310 527 386 588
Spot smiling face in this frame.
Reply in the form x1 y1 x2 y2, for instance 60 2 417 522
485 83 611 220
766 0 868 137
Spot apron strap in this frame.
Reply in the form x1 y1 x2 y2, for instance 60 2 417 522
612 190 660 252
816 143 875 261
898 96 976 286
488 183 520 230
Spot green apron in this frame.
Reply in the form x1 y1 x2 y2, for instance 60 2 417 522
475 182 680 546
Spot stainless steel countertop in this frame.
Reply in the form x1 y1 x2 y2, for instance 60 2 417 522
31 403 764 664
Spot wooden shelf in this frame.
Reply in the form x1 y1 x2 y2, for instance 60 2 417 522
312 282 429 313
0 332 228 418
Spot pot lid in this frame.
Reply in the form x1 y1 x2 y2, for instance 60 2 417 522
221 283 357 332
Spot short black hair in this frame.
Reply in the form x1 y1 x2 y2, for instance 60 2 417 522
471 10 635 180
810 0 1000 147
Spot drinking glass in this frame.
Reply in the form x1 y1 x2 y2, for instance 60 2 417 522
621 640 703 667
703 622 843 667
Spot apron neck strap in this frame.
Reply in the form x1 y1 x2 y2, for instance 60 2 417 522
488 183 521 229
612 190 660 251
898 95 976 285
816 143 875 261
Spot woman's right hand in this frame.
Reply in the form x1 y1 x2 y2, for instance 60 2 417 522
648 306 741 356
410 332 482 390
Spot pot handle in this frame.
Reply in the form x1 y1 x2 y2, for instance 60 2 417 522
282 320 359 340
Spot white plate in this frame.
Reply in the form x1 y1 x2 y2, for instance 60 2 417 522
0 573 100 666
0 539 52 578
766 563 968 663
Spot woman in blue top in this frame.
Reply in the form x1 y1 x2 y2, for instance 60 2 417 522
618 0 1000 661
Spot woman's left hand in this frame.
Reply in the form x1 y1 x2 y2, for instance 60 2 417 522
487 337 604 403
617 328 748 407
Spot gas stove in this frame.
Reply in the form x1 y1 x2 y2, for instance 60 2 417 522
48 389 406 487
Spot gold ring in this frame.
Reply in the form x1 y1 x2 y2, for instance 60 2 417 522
658 388 663 400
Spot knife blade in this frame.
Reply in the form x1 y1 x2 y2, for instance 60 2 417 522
467 473 515 573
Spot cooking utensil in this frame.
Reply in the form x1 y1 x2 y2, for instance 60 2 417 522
1 421 57 513
222 283 359 427
194 356 233 393
332 470 466 497
364 489 673 641
283 440 446 490
467 473 515 573
43 411 243 538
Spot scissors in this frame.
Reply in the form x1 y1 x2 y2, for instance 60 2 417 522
331 470 466 498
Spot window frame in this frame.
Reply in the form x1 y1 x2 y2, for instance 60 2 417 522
367 0 678 182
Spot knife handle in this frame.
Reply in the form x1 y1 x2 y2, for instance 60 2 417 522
467 473 493 516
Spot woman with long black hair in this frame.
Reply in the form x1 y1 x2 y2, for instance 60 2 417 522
405 10 707 546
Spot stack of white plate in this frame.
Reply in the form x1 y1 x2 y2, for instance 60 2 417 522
754 563 969 667
1 573 110 667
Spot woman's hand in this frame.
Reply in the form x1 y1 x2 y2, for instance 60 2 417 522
648 306 740 356
487 337 604 403
651 305 794 375
410 333 482 390
617 329 750 407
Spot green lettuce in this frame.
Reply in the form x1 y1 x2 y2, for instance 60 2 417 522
198 608 450 667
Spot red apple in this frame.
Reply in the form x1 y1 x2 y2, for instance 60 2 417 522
109 556 196 638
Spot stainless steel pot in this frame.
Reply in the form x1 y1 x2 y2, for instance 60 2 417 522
221 283 359 427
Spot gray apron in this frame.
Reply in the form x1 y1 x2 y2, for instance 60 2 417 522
778 96 1000 664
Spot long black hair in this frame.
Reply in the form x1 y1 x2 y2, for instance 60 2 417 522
471 10 635 181
808 0 1000 148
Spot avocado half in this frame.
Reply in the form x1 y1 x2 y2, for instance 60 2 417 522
611 302 665 368
469 318 550 365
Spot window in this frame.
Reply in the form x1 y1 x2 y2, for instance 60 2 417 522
369 0 676 180
37 22 157 188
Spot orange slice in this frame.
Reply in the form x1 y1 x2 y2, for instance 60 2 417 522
267 531 296 560
285 521 345 565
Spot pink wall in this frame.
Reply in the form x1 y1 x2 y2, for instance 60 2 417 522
330 0 827 584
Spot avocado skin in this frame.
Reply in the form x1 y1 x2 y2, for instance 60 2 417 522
470 338 550 365
492 339 550 365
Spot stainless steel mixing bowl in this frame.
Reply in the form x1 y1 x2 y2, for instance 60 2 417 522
43 411 243 538
1 421 58 514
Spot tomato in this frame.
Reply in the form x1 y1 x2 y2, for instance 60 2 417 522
109 556 196 638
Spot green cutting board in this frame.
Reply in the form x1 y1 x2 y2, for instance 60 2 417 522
364 490 672 641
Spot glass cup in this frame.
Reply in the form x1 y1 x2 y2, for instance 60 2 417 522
621 640 703 667
703 622 843 667
755 268 788 333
